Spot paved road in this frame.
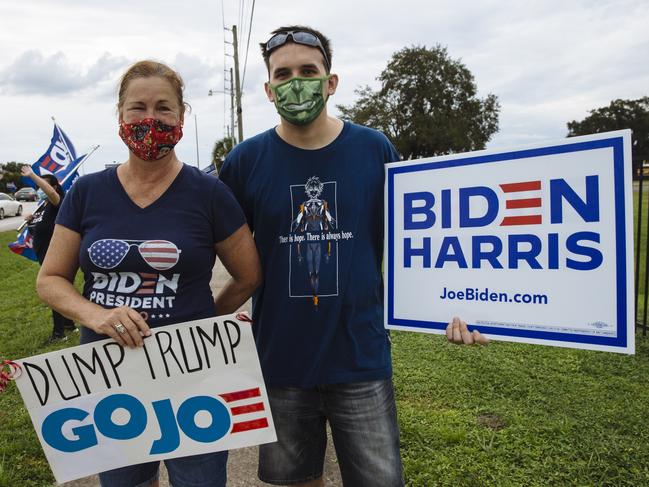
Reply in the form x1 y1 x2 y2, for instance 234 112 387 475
59 259 343 487
0 200 39 232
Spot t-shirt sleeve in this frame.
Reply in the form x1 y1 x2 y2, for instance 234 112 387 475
384 137 401 163
219 155 236 191
55 179 83 233
219 149 255 231
210 178 247 243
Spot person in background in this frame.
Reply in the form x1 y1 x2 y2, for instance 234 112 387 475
220 26 488 487
21 165 75 342
36 60 261 487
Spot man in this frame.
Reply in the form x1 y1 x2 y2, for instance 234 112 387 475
220 26 487 487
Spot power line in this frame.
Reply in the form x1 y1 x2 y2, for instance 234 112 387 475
240 0 256 91
238 0 245 40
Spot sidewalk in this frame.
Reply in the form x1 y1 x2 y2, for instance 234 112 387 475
60 259 342 486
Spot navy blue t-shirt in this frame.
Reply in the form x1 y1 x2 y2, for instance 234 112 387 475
56 164 246 344
220 122 400 387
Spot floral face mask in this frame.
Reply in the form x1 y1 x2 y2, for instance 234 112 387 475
119 118 183 161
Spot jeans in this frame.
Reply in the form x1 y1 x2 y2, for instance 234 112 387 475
259 378 404 486
98 450 228 487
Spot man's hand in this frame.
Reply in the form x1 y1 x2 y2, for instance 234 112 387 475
20 165 34 177
24 213 33 222
446 316 489 345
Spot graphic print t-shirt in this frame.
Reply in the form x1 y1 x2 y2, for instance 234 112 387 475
56 164 246 344
220 122 400 387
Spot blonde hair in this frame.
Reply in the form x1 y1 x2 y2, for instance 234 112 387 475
117 60 188 116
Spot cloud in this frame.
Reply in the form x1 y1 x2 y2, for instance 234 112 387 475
170 53 220 96
0 51 126 95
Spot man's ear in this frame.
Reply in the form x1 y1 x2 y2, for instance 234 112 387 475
264 82 274 102
326 74 339 96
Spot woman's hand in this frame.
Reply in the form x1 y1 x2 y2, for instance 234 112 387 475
446 317 489 345
20 165 34 177
89 306 151 349
24 213 33 222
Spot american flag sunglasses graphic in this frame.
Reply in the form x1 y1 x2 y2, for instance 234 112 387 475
88 239 181 271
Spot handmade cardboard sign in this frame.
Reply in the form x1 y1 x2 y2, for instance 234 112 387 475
385 131 634 353
14 314 276 483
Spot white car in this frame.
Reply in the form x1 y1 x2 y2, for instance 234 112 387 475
0 192 22 219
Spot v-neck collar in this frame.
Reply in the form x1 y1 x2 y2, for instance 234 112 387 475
111 163 187 213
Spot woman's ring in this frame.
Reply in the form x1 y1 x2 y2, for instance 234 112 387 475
114 323 127 334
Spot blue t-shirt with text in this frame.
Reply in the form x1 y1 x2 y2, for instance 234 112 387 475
220 122 400 387
56 164 246 344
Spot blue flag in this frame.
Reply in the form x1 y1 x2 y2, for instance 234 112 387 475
56 154 86 191
8 227 38 262
22 123 77 189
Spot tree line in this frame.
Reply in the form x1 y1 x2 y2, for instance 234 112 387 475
0 162 24 193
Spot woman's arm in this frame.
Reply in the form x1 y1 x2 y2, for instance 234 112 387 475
20 165 60 206
213 224 262 315
37 225 151 348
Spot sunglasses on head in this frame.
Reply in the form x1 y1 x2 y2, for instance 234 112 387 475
265 31 330 71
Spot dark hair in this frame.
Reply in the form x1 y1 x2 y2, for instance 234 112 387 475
117 60 188 117
260 25 332 74
41 174 59 188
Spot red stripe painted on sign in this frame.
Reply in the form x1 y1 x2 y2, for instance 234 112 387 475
500 181 541 193
505 198 542 209
136 289 155 295
500 215 542 226
139 273 158 278
231 403 265 415
231 418 269 433
220 388 261 402
140 280 156 287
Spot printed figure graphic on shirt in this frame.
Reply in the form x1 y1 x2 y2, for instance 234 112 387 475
86 238 182 320
290 176 337 307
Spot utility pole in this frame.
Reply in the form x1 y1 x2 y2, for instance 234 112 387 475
232 25 244 143
229 68 236 145
208 81 234 146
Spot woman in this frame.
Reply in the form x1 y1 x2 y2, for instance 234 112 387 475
21 166 76 342
37 60 262 487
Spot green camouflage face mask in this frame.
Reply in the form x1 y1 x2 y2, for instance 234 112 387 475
268 76 330 125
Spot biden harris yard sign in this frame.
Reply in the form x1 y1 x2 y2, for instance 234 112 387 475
385 131 634 354
14 314 276 483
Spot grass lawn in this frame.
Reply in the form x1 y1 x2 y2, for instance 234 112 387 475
634 183 649 329
2 202 649 487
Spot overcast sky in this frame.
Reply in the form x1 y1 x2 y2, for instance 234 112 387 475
1 0 647 174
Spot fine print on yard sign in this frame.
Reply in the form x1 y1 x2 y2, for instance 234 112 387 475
385 131 634 354
14 314 276 483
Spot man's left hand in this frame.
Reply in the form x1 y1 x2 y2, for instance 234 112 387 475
446 316 489 345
